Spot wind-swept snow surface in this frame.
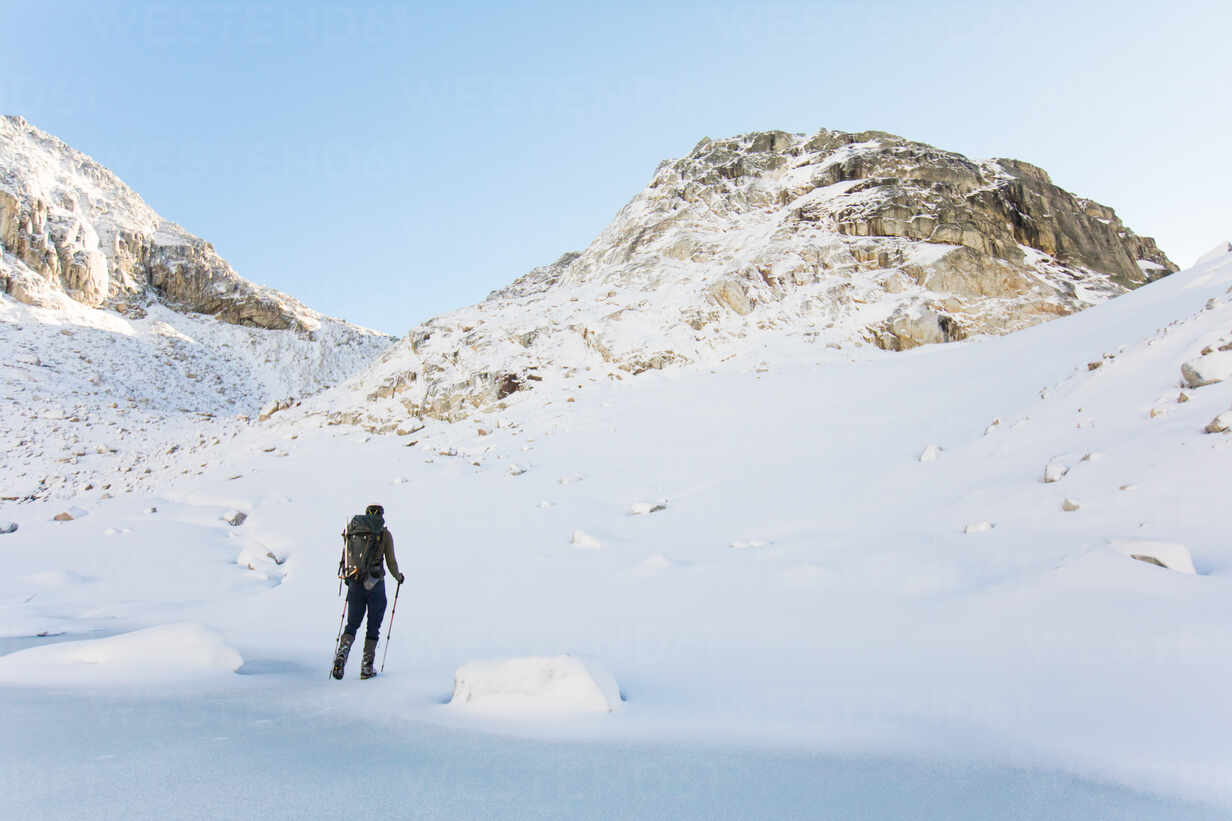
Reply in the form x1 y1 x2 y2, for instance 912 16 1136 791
3 253 1232 818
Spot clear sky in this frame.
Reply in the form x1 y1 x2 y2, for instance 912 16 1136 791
3 0 1229 335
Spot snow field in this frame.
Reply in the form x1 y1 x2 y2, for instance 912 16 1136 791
2 248 1232 814
0 623 242 685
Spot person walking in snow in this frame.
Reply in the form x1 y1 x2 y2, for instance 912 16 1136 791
332 503 404 680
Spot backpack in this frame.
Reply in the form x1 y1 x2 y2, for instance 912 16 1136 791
339 514 384 582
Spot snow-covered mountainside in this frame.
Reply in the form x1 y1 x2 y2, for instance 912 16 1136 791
0 116 394 500
2 244 1230 818
331 128 1174 428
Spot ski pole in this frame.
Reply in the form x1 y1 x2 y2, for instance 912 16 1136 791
330 590 347 680
380 579 402 674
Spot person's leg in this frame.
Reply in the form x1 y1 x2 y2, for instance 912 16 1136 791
344 581 367 638
333 583 365 679
364 581 387 642
360 581 387 678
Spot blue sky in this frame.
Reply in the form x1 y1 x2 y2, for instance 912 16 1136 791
3 0 1229 334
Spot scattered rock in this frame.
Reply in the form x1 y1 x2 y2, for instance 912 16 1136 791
1119 484 1136 491
630 501 668 515
983 418 1001 436
145 506 158 514
1204 411 1232 434
1043 463 1069 483
258 398 296 422
222 510 247 527
0 521 17 534
1149 407 1167 419
508 464 527 476
919 444 941 462
1087 361 1102 371
53 512 74 522
1108 540 1196 574
963 522 994 534
1181 351 1232 388
1081 451 1101 462
1178 392 1190 404
570 529 601 549
1062 498 1081 512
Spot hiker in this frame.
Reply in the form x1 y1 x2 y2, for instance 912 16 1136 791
332 503 404 680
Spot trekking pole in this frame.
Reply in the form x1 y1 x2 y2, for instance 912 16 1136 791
380 579 402 674
330 591 347 680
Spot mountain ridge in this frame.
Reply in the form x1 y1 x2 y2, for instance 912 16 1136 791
321 126 1175 429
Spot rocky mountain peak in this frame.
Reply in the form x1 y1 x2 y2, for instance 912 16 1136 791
0 115 342 333
334 126 1175 429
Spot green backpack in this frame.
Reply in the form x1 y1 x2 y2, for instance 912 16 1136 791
339 513 384 582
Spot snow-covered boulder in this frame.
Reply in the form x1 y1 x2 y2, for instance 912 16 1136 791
570 529 601 549
449 655 622 713
1205 411 1232 434
1043 463 1069 483
0 623 243 685
1181 351 1232 388
919 444 941 462
222 510 248 527
1108 540 1196 574
630 501 668 515
0 521 16 534
963 521 994 534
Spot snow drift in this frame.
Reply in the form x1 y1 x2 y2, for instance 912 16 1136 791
449 656 622 713
0 623 242 685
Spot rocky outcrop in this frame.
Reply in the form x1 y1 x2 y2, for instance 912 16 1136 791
329 127 1176 427
0 115 322 332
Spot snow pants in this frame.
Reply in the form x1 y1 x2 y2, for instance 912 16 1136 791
345 578 388 642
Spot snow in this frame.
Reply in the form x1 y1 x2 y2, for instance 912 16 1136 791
449 656 622 713
0 623 242 685
1108 540 1197 575
3 221 1232 814
569 528 601 549
1194 240 1231 268
1181 350 1232 387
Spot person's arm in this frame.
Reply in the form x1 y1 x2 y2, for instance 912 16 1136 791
383 529 404 583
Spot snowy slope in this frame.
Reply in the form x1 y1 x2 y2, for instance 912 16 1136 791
325 128 1174 428
0 117 394 501
2 244 1230 817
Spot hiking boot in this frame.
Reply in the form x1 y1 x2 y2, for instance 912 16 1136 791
331 633 354 680
360 638 378 679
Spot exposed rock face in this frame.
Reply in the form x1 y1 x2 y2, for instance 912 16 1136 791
333 127 1175 426
0 115 324 332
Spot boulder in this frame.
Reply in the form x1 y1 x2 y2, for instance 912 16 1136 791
1044 463 1069 483
0 521 17 534
1181 351 1232 388
570 529 601 549
222 510 247 527
1108 540 1196 574
449 655 622 713
1062 498 1081 512
1205 411 1232 434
